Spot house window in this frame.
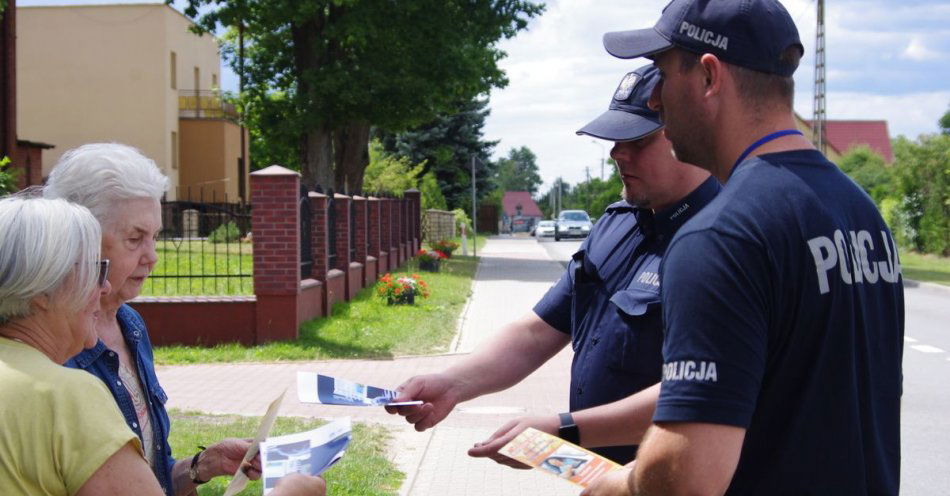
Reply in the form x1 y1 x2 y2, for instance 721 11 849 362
194 67 200 92
212 73 218 89
171 131 179 170
170 52 177 89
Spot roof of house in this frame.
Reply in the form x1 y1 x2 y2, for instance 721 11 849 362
807 119 894 162
502 191 543 217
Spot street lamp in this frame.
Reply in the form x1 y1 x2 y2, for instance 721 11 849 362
590 139 606 180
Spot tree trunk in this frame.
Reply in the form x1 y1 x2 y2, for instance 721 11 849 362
300 125 333 191
333 121 371 193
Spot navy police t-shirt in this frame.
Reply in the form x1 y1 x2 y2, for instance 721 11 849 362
656 150 904 495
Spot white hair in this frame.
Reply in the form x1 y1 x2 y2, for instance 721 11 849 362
44 143 169 226
0 196 102 324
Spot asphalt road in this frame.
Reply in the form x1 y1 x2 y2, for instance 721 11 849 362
536 235 950 493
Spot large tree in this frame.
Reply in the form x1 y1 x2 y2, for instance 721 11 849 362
378 97 498 209
495 145 542 194
178 0 542 192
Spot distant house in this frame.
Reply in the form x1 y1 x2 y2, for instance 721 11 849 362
795 114 894 163
17 3 250 201
501 191 543 233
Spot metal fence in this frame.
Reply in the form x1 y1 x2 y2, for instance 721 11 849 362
141 197 253 296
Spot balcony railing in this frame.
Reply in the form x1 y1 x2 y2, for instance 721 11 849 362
178 90 239 121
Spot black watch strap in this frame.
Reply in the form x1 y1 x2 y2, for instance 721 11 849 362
557 412 580 444
190 445 208 484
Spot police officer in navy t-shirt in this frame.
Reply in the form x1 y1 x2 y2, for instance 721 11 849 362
387 65 719 465
583 1 904 495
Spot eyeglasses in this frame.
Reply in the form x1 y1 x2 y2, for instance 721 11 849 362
98 259 110 288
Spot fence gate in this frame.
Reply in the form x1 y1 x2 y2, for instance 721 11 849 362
327 188 337 270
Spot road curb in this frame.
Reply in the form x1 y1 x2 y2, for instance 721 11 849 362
904 279 950 296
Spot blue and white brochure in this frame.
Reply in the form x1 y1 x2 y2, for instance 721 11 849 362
296 372 423 407
260 418 352 494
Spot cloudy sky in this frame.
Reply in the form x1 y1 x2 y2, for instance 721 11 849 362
23 0 950 190
481 0 950 189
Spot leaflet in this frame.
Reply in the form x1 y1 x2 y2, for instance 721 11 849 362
260 418 352 494
223 389 286 496
499 428 621 488
297 372 422 407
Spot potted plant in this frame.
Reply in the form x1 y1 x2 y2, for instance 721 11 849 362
432 239 460 258
417 249 446 272
376 273 430 305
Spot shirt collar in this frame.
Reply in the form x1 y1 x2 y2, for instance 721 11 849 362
653 176 721 239
68 304 142 368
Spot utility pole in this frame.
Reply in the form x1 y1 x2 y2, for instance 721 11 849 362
812 0 827 155
471 156 477 259
584 166 591 212
591 139 606 180
557 177 562 217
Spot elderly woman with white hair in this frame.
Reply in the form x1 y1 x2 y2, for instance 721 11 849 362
0 195 327 496
0 195 165 495
43 144 272 496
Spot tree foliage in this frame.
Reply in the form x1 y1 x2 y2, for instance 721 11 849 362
495 146 543 195
835 145 891 204
379 97 499 211
891 133 950 255
537 162 622 220
0 156 19 195
177 0 542 193
362 139 424 196
419 171 447 211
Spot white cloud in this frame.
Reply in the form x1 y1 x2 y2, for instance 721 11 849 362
901 37 942 61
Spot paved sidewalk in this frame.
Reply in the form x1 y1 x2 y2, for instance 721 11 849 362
157 236 580 495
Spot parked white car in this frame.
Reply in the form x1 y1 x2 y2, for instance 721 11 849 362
535 220 556 237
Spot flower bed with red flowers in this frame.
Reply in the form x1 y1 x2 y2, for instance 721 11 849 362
376 273 430 305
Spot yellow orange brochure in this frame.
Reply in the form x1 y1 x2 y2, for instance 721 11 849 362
499 427 622 487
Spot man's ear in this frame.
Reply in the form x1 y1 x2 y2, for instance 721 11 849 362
699 53 724 98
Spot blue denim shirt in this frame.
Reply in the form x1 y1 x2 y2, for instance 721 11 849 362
66 304 175 496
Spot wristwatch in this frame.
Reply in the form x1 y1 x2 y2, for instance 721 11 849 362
189 445 208 485
558 412 580 444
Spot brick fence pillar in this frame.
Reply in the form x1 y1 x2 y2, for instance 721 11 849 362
308 192 331 317
395 197 405 266
380 197 394 272
251 165 300 342
405 189 421 254
352 195 371 289
332 193 362 300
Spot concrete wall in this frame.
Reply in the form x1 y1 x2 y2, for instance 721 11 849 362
16 4 221 197
178 118 248 201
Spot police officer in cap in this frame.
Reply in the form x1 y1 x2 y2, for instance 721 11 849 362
584 0 904 494
387 64 720 466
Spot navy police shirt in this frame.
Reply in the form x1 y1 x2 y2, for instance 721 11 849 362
534 176 720 463
657 150 904 495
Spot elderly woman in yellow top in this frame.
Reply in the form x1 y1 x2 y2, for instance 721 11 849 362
0 195 160 494
0 196 327 496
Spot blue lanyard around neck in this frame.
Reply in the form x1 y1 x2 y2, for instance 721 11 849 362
730 129 804 176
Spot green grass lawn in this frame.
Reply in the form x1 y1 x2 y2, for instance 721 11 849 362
901 251 950 287
168 410 402 495
141 240 254 297
154 255 477 364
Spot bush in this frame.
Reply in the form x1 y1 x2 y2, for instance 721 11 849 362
452 208 472 233
0 156 20 195
208 221 241 243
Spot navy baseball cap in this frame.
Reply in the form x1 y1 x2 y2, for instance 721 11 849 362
603 0 804 77
576 64 662 142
